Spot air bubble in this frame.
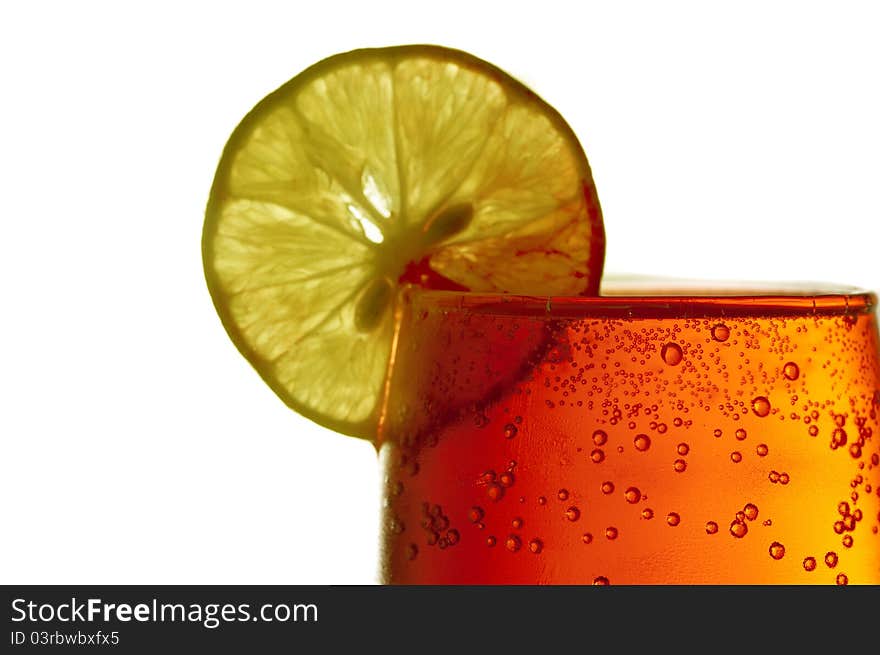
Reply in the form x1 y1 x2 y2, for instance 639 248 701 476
673 459 688 473
511 517 523 529
590 449 605 463
503 423 518 439
565 507 581 521
783 362 800 380
601 481 615 495
756 444 769 457
407 543 419 560
529 539 543 554
634 434 651 451
642 508 654 520
824 551 838 568
730 520 748 538
803 557 817 572
605 526 619 540
769 541 785 560
666 512 681 527
752 396 771 417
706 521 719 534
735 428 747 441
468 507 484 523
832 428 847 448
487 483 505 502
582 532 593 544
661 342 683 366
593 576 610 585
730 451 742 463
447 529 460 545
505 535 522 552
842 535 853 548
592 429 608 446
486 536 497 547
836 573 848 585
743 503 759 521
808 425 819 437
677 443 690 456
499 471 515 487
557 489 569 501
624 487 642 504
711 324 730 342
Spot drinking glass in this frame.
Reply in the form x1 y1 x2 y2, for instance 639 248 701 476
378 278 880 584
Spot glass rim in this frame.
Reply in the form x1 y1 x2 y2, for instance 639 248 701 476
403 274 876 319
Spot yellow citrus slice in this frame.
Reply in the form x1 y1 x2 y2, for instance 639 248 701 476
202 45 605 440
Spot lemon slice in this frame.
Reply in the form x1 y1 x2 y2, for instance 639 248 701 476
203 45 605 440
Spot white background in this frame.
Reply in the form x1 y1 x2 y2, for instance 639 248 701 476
1 1 878 583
